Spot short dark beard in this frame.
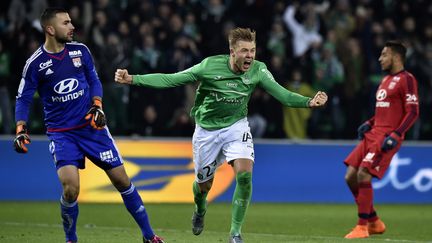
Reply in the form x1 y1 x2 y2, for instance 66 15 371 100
382 59 393 73
56 36 71 44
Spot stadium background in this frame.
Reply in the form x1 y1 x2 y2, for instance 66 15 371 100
1 1 432 242
1 0 432 140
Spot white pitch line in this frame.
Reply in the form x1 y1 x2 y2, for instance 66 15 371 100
1 221 430 243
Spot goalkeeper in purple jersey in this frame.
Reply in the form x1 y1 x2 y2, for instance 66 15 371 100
13 7 164 243
115 27 328 243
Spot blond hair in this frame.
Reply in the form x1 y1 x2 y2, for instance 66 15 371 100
228 27 256 48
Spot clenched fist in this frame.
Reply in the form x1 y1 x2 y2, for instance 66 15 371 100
13 124 31 153
114 69 133 84
85 99 106 130
309 91 328 107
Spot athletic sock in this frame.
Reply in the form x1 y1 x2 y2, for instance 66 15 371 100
357 181 373 225
230 172 252 236
120 183 154 240
348 182 378 223
368 209 379 222
193 181 208 215
348 184 359 204
60 196 78 242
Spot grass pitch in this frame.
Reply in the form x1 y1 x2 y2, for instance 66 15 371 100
0 202 431 243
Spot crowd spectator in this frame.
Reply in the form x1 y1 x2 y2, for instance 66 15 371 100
0 39 12 134
1 0 432 141
282 69 315 139
282 2 323 58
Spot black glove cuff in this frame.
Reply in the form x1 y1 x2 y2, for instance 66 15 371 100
393 131 401 137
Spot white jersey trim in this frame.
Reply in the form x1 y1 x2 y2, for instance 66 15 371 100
18 48 43 98
22 47 42 78
66 42 92 55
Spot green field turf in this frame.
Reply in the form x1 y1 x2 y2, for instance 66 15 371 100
0 202 431 243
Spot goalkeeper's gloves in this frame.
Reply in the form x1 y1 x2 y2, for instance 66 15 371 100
381 132 401 152
357 122 372 140
13 124 31 153
85 99 106 129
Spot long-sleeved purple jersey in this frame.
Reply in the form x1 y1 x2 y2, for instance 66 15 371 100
15 42 103 132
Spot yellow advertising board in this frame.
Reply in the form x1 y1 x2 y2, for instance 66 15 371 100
79 140 235 203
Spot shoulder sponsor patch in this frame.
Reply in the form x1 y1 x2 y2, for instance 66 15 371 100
69 50 83 57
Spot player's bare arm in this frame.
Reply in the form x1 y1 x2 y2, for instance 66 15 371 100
115 69 133 84
308 91 328 107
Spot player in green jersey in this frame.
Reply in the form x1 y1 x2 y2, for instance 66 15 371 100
115 27 328 243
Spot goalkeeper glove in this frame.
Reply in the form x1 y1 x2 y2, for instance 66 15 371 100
13 124 31 153
357 122 372 140
85 99 106 129
381 132 401 152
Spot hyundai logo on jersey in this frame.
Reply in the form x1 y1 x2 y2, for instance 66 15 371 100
54 78 79 94
52 78 84 103
376 89 387 100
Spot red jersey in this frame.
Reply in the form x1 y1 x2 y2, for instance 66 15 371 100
368 70 419 138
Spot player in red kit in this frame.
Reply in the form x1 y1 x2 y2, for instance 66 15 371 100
343 40 419 239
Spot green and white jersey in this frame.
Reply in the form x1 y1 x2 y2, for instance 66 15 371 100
132 55 311 130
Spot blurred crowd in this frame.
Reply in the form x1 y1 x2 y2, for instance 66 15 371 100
0 0 431 140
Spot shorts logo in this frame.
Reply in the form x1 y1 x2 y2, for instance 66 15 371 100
49 141 57 162
242 132 252 142
100 150 114 161
364 152 375 163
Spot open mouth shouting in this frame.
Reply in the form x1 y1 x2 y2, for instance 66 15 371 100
243 59 253 71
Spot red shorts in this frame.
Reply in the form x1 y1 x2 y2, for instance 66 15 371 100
344 130 401 179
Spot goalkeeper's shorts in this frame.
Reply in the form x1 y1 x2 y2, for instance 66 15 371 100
47 124 123 170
